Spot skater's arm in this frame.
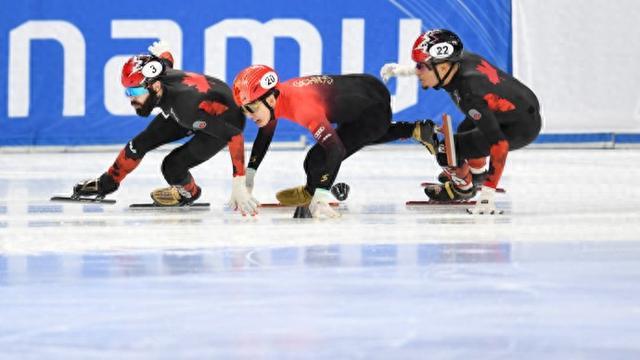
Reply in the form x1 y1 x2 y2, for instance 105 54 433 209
193 105 245 141
247 119 277 171
227 133 246 177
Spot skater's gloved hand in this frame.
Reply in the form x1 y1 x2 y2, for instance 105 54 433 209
467 186 502 215
380 63 416 83
228 176 259 216
148 40 171 58
309 189 340 219
245 168 257 194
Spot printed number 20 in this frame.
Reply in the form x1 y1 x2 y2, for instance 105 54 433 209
265 75 275 85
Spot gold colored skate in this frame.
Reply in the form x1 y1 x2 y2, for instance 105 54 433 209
150 186 185 206
275 185 312 206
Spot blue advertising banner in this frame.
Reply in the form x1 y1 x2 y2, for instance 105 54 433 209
0 0 511 146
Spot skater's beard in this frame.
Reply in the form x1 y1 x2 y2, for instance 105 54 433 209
133 90 159 117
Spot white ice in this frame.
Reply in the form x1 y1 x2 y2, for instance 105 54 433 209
1 146 639 359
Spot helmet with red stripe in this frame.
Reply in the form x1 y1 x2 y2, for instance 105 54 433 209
121 55 165 88
412 29 463 64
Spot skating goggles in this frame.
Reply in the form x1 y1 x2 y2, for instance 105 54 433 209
241 100 262 114
124 86 149 97
416 62 434 71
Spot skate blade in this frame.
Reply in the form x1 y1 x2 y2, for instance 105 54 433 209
406 200 477 206
260 202 339 208
129 202 210 209
420 182 506 193
50 196 116 204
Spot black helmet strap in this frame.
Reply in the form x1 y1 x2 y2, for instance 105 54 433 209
433 62 456 90
259 88 280 122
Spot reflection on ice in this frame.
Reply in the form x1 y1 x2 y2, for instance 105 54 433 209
0 243 512 282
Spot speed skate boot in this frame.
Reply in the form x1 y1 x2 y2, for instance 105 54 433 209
150 185 201 206
73 173 119 198
425 163 476 202
424 181 476 202
276 185 312 206
74 178 101 197
438 167 487 187
412 119 439 155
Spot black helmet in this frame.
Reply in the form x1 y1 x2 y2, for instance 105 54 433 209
412 29 464 64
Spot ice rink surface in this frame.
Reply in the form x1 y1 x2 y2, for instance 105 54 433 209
1 146 640 359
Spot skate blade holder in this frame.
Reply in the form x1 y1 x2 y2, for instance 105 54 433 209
50 195 116 204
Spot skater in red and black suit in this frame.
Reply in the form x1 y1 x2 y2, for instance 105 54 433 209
381 29 542 214
74 41 258 215
233 65 422 218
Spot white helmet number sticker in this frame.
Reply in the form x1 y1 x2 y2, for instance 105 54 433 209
142 60 163 78
429 42 454 59
260 71 278 89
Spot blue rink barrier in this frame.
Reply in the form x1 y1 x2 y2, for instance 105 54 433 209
615 133 640 144
534 133 614 144
531 133 640 148
0 0 511 146
2 1 638 148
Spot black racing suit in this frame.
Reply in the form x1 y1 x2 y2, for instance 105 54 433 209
247 74 396 194
442 52 541 188
106 68 246 191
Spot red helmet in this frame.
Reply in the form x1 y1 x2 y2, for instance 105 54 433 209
233 65 279 106
412 29 463 64
121 55 164 88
